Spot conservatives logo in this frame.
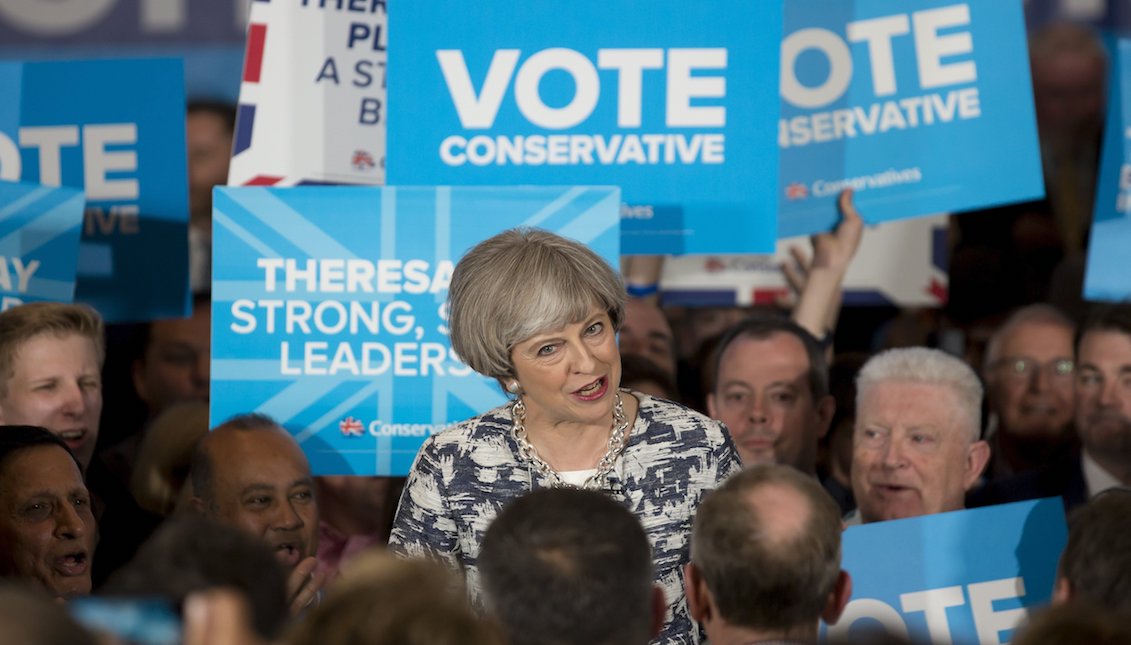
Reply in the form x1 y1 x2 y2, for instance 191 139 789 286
351 149 377 171
338 418 456 438
339 417 364 437
785 182 809 200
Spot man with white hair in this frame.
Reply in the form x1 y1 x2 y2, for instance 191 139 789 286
851 347 991 524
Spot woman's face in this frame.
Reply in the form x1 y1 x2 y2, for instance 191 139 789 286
510 308 621 429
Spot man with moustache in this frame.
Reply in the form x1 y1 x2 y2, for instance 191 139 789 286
191 414 324 614
0 426 96 598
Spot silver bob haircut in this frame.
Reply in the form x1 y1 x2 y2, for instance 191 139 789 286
448 228 626 381
855 347 983 443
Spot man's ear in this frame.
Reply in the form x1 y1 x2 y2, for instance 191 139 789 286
649 585 666 640
964 440 992 490
816 394 836 439
1052 576 1072 605
821 570 852 625
683 563 711 624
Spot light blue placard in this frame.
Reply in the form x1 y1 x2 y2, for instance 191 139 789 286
211 185 621 476
0 58 189 322
0 180 85 309
779 0 1044 237
1084 39 1131 302
386 0 782 255
824 499 1066 645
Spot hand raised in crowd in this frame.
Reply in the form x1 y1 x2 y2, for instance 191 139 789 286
786 189 865 346
811 188 865 274
781 189 865 294
286 556 327 616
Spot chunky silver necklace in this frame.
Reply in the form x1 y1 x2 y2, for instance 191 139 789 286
511 391 629 490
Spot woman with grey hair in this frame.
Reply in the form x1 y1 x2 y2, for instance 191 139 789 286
390 228 740 644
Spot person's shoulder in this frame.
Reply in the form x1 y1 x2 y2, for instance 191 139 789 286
632 391 728 444
967 451 1084 510
420 404 512 450
410 403 520 480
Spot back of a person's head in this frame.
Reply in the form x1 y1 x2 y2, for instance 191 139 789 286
479 488 655 645
287 551 503 645
130 401 210 515
1059 491 1131 612
692 464 842 632
102 514 288 640
0 584 96 645
0 425 77 471
1013 602 1131 645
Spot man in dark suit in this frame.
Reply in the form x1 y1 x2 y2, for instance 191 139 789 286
972 304 1131 511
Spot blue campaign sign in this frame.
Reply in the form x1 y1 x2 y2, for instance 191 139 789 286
386 0 782 255
825 499 1066 645
0 58 189 322
1084 39 1131 302
211 185 620 476
778 0 1044 237
0 180 85 309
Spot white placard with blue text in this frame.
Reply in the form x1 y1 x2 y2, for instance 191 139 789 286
386 0 782 255
0 180 85 310
779 0 1044 237
228 0 386 186
0 58 189 322
1084 39 1131 302
824 499 1066 645
211 185 620 476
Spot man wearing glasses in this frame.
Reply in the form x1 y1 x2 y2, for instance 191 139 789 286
982 304 1077 481
974 304 1131 512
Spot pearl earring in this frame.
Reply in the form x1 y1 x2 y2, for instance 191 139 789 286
506 380 521 394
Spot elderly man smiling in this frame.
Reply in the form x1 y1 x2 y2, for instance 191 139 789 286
850 347 990 524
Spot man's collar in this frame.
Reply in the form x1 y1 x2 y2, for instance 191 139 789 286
1082 450 1127 498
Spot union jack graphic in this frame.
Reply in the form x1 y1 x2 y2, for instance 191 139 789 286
785 182 809 200
351 149 376 171
339 417 364 437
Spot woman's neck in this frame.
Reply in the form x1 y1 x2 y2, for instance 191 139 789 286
521 391 638 472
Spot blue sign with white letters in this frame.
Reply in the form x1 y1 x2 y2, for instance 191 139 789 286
0 58 189 322
386 0 782 255
1084 39 1131 302
779 0 1044 237
0 180 85 309
210 185 620 476
824 499 1066 645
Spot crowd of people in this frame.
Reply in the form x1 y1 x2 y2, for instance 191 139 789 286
0 17 1128 645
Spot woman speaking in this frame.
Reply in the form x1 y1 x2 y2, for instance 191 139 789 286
390 228 739 644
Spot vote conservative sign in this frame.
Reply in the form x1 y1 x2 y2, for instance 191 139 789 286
0 180 85 310
1084 38 1131 302
0 58 189 322
211 185 620 476
778 0 1044 237
827 498 1066 644
385 0 783 255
